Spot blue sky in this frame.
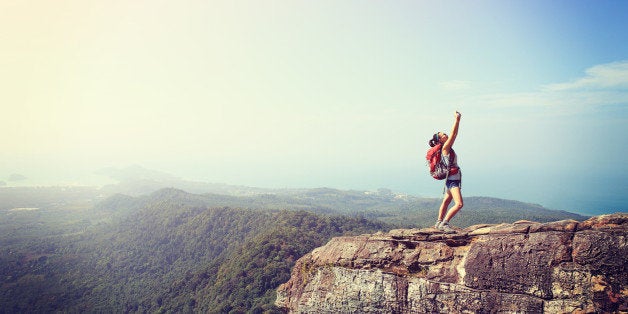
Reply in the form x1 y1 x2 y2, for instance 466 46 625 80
1 1 627 215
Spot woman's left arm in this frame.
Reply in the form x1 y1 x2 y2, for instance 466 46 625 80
442 111 461 155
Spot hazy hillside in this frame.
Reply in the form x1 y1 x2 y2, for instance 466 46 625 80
96 184 589 226
0 188 389 313
0 186 590 312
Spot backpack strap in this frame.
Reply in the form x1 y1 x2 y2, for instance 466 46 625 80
442 148 450 195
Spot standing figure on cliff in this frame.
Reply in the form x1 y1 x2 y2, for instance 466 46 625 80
429 111 463 233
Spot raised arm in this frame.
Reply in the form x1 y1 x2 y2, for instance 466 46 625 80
442 111 461 156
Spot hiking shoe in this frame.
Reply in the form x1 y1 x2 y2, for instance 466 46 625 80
439 223 456 234
434 221 442 229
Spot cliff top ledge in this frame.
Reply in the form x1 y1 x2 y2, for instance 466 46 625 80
277 213 627 314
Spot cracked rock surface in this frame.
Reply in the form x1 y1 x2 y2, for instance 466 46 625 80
276 214 627 313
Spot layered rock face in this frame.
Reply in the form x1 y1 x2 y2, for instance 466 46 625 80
276 214 627 313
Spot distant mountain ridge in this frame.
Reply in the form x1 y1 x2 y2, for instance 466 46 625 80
91 165 590 221
0 181 588 227
95 187 588 228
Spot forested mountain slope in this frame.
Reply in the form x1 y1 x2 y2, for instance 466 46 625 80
1 188 388 313
0 187 589 312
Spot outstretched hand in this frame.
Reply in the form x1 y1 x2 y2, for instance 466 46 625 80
455 111 461 120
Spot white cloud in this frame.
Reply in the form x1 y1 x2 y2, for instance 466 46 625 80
476 61 628 111
544 60 628 91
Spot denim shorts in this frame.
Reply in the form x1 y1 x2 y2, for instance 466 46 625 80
446 179 462 190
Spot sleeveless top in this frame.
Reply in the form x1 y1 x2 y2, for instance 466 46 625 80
442 149 461 180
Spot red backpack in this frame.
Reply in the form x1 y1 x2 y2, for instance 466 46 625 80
426 144 459 180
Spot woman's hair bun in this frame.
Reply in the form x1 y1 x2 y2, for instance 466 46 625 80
429 133 439 147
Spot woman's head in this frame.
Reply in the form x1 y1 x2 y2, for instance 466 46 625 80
428 132 448 147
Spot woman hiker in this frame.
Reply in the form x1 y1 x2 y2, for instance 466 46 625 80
429 111 463 233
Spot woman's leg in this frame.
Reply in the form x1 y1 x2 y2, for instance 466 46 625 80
438 190 453 221
444 186 463 221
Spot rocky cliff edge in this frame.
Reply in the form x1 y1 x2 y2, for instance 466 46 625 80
276 214 627 313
